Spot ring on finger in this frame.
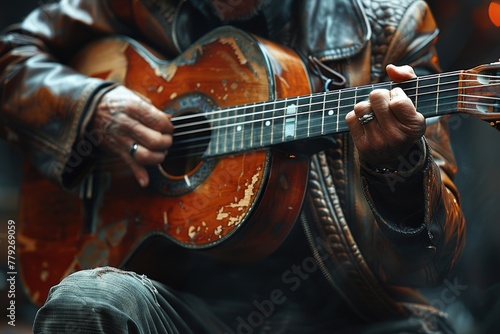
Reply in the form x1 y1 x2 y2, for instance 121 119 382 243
130 142 139 157
358 111 375 125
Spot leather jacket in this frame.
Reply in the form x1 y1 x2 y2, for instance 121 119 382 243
0 0 465 325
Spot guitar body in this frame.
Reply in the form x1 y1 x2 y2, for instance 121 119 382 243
18 27 312 305
18 24 499 307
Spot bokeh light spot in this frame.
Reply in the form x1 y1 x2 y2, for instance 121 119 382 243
489 1 500 27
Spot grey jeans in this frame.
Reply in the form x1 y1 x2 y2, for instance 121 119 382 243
32 265 456 334
32 266 230 334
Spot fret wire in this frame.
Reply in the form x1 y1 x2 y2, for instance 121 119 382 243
222 108 226 154
235 107 241 151
285 97 297 141
436 74 441 115
265 101 273 146
240 107 247 151
264 102 271 146
324 89 338 133
297 95 311 140
173 75 488 140
266 100 271 145
352 86 359 130
171 99 477 159
274 99 284 144
229 106 234 154
212 109 219 156
336 89 341 133
232 109 236 152
415 77 419 108
175 85 480 159
308 94 312 138
418 73 458 117
220 109 225 154
249 103 255 149
239 109 245 151
321 88 327 134
171 106 459 159
293 97 297 140
186 95 482 155
238 110 244 151
321 88 327 135
336 104 340 132
232 109 237 152
311 94 325 138
260 102 268 147
270 100 276 145
244 109 250 150
281 98 294 142
173 71 491 128
282 98 289 142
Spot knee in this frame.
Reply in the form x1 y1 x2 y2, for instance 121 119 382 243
48 267 158 308
33 267 157 333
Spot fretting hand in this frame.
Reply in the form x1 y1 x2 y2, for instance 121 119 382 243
345 64 426 170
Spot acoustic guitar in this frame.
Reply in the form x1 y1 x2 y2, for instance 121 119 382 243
17 26 500 305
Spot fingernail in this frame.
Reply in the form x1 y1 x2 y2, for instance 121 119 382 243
139 178 147 187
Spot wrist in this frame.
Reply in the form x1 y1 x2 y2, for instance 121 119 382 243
361 137 427 177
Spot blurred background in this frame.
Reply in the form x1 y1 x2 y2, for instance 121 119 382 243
0 0 499 333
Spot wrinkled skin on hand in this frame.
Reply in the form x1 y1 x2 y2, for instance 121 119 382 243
91 86 174 187
345 64 426 169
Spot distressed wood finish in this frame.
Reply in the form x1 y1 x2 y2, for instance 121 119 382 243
18 27 312 305
16 27 500 306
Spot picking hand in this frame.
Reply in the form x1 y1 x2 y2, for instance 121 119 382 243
345 64 426 170
91 86 174 187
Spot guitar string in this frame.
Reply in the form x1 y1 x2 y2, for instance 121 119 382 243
171 80 500 138
97 75 499 164
100 93 499 165
155 105 498 161
171 76 499 133
170 72 498 125
171 91 500 139
98 99 495 166
169 71 486 123
152 98 497 161
166 89 497 159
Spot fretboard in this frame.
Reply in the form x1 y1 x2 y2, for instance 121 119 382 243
198 71 461 157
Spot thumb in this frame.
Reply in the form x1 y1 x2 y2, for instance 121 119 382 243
386 64 417 82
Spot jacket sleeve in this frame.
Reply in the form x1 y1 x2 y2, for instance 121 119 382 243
0 0 182 189
359 0 466 286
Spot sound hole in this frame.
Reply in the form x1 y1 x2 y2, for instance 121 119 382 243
147 93 217 197
160 111 211 177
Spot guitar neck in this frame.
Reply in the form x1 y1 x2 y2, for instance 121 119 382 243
198 71 461 157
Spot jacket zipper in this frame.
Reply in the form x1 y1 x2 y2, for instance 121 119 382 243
170 0 186 54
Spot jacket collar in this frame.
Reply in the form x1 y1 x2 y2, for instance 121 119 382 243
294 0 371 61
185 0 371 61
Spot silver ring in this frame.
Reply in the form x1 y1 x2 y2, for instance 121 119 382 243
358 112 375 125
130 143 139 156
